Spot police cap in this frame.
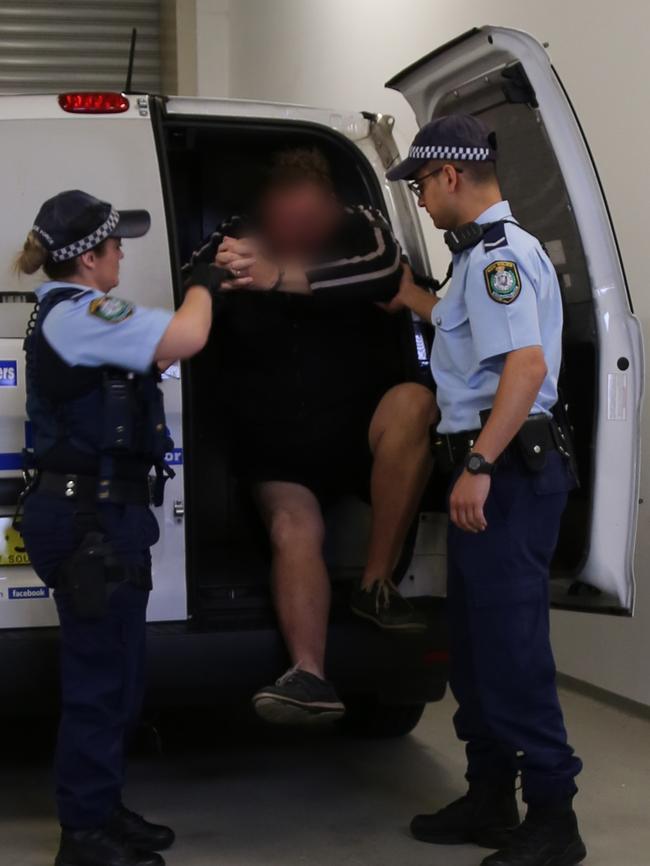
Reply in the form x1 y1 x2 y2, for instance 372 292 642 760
32 189 151 262
387 114 497 181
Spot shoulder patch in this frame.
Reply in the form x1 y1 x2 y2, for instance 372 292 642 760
484 261 521 305
88 296 135 323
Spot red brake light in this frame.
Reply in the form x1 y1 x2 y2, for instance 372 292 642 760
58 92 130 114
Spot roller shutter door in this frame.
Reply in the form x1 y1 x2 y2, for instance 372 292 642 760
0 0 161 94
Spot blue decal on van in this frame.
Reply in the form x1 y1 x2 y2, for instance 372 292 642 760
8 586 49 600
1 449 182 471
0 361 17 387
0 453 23 470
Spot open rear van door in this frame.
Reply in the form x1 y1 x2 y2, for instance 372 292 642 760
386 26 643 613
0 94 186 627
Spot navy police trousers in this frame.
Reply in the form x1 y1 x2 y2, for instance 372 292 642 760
21 493 159 830
447 450 583 806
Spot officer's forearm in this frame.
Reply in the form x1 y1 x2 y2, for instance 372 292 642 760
155 286 213 361
402 280 439 321
474 346 548 463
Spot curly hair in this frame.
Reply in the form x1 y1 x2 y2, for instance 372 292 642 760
264 147 333 193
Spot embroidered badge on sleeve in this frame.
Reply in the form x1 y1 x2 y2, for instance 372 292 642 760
484 261 522 305
88 296 135 323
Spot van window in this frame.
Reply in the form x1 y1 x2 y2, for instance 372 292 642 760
438 80 597 581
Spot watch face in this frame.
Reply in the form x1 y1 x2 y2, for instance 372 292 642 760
468 454 483 472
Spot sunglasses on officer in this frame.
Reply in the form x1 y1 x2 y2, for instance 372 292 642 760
407 165 464 198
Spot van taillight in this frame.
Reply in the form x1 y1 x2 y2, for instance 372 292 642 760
58 92 130 114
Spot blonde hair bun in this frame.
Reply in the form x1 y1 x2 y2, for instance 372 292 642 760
14 231 49 276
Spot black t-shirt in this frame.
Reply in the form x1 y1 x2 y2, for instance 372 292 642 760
184 205 406 431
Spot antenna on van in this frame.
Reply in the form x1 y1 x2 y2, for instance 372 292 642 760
124 27 137 94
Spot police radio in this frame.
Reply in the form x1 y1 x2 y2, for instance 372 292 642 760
444 219 533 254
443 222 488 254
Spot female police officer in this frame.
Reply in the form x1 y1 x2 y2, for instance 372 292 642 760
386 117 586 866
15 190 218 866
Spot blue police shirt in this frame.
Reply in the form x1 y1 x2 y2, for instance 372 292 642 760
430 200 563 434
36 281 174 374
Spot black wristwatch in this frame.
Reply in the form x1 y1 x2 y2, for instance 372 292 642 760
464 452 495 476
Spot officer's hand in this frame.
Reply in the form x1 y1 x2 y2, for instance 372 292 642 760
449 471 490 533
377 295 405 314
376 264 415 313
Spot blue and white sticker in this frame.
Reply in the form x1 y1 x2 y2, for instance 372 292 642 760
0 361 17 387
165 448 183 466
8 586 49 600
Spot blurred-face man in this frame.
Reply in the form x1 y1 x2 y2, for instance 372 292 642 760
184 148 437 725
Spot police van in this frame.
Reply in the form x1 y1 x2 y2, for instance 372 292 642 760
0 26 642 734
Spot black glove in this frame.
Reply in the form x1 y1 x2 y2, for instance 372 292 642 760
184 262 227 297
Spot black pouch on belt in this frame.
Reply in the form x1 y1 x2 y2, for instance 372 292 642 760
513 415 555 473
479 410 554 474
55 531 116 619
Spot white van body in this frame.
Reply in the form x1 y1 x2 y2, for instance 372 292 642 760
0 26 642 696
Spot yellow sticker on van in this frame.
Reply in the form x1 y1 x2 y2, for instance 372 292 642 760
0 518 30 566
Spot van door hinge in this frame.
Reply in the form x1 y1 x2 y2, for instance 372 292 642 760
136 96 149 117
363 112 400 170
501 62 538 109
173 500 184 522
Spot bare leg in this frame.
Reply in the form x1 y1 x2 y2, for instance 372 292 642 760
255 481 329 679
363 383 438 588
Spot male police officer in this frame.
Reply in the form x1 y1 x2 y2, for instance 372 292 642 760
386 116 586 866
17 190 217 866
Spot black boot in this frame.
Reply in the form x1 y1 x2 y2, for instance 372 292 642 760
410 778 520 848
481 807 587 866
54 828 164 866
106 805 175 852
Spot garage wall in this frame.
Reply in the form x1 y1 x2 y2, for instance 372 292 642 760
0 0 162 94
190 0 650 706
164 0 229 96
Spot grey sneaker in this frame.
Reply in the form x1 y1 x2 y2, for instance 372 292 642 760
253 667 345 726
350 579 428 632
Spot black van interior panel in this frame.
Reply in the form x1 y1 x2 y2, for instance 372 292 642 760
160 117 435 622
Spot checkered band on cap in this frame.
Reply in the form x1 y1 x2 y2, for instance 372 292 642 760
38 208 120 262
408 145 491 161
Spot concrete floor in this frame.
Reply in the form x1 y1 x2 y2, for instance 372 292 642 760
2 685 649 866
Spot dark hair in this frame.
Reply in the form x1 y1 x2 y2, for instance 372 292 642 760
460 160 498 185
263 147 333 194
14 234 110 280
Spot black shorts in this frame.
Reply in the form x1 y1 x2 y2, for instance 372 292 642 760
230 395 383 504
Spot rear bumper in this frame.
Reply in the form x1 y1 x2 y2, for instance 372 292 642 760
147 612 449 708
0 600 448 716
